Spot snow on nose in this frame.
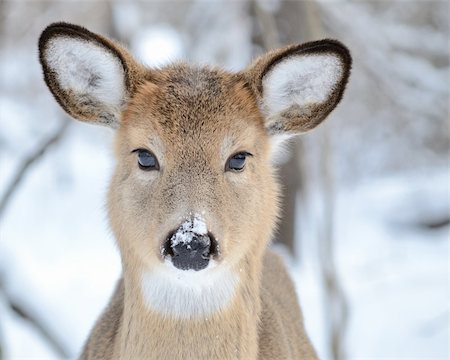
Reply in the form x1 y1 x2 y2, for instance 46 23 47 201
164 214 217 271
170 215 208 247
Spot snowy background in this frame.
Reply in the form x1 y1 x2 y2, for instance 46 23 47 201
0 1 448 359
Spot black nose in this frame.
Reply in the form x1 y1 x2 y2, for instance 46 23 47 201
171 234 210 271
164 232 216 271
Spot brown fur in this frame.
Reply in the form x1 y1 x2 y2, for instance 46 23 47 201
38 22 351 360
81 251 316 360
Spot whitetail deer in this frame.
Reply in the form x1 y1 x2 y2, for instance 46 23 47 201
38 22 351 360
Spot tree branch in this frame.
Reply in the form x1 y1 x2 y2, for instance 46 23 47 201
0 274 69 358
0 119 70 218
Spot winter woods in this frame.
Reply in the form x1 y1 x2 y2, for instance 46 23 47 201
0 1 448 359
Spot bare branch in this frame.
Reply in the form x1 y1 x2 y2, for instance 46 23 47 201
0 119 70 218
0 274 69 358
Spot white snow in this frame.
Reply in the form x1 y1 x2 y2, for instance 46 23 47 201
0 124 121 358
170 214 208 247
0 294 59 359
131 25 184 67
293 170 449 360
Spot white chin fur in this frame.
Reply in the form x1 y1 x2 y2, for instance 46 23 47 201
45 36 125 119
141 260 239 318
262 53 343 118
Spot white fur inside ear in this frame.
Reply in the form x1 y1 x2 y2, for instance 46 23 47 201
262 53 343 118
45 36 126 123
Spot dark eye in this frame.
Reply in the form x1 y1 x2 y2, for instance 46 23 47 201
134 149 159 171
225 152 252 172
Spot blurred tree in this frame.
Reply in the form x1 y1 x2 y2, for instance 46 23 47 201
250 2 349 359
0 3 113 357
249 0 303 257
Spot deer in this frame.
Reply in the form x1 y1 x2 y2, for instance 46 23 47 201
38 22 351 360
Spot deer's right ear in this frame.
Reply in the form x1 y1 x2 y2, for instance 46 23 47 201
244 40 351 137
39 22 144 128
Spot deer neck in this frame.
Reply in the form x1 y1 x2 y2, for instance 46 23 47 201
117 253 264 360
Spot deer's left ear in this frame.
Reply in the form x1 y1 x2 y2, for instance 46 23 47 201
244 40 351 135
38 22 145 128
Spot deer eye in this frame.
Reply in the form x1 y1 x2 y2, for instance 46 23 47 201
133 149 159 171
225 152 252 172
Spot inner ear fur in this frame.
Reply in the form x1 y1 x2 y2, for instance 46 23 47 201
243 39 352 134
38 22 146 127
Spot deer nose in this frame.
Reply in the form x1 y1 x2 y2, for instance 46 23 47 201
172 233 210 271
163 229 217 271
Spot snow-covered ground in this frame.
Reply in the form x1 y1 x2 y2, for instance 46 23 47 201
294 171 449 360
0 120 447 358
0 124 120 358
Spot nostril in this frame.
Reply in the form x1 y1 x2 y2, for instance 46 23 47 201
207 232 218 258
162 235 175 257
163 232 218 255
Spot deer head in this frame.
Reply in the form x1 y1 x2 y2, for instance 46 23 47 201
39 23 351 317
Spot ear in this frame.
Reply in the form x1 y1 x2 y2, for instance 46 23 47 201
39 22 145 128
244 40 351 137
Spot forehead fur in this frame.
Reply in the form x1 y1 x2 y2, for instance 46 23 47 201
123 64 266 142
